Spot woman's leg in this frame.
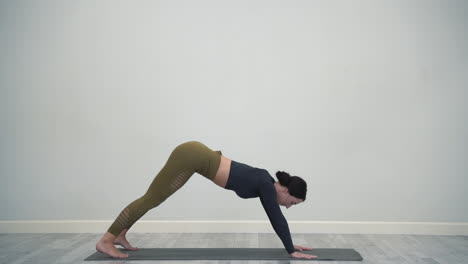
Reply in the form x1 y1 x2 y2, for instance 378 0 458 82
97 141 222 258
107 142 201 236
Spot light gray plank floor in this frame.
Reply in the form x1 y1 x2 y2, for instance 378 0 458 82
0 233 466 264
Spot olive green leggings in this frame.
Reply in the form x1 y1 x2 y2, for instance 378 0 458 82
107 141 222 236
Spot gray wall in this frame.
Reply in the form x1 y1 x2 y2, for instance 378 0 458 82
1 0 467 224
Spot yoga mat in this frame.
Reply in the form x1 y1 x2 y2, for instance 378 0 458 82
85 248 363 261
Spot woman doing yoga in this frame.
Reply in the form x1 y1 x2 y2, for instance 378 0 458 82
96 141 316 259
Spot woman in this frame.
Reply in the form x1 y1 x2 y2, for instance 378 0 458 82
96 141 317 259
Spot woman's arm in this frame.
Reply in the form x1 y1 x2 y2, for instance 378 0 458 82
258 182 296 254
258 181 317 259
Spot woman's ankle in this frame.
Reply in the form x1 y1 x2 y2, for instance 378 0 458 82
100 231 117 243
118 228 129 237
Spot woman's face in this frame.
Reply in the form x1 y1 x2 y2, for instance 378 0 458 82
276 184 304 209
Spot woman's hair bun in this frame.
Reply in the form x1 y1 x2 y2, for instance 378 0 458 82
275 170 308 201
275 171 292 186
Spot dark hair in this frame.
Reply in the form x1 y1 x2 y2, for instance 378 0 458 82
275 171 307 201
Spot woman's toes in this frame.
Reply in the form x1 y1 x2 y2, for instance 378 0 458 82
96 241 129 258
115 238 139 251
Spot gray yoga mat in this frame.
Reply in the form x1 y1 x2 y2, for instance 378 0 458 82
85 248 363 261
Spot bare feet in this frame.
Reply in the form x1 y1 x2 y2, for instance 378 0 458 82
96 240 129 259
95 232 129 259
112 228 139 251
114 236 139 251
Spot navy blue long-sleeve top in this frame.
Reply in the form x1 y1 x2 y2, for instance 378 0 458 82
224 160 296 254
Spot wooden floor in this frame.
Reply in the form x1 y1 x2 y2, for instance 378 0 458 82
0 233 466 264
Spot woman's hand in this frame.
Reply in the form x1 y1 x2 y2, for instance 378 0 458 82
290 251 317 259
294 245 313 251
290 245 317 259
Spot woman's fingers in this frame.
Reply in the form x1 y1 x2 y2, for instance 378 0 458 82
291 251 318 259
299 246 313 251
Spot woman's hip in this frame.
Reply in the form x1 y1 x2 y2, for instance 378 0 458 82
169 141 222 180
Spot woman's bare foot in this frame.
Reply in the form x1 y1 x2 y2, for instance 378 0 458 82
115 236 139 251
95 232 129 259
113 228 139 251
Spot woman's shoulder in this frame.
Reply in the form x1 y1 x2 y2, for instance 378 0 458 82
255 168 275 184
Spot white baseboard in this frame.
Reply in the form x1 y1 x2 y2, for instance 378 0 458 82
0 220 467 235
